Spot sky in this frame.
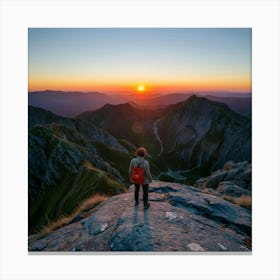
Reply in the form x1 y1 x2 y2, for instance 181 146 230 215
28 28 252 94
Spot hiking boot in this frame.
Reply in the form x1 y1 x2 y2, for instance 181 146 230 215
144 202 150 209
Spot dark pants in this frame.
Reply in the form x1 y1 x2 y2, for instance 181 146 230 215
134 184 149 205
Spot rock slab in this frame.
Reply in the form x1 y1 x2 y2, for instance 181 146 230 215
29 180 251 252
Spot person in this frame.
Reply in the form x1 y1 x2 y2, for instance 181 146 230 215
129 147 152 209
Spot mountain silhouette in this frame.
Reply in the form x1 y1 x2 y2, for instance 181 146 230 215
28 91 130 117
28 90 251 117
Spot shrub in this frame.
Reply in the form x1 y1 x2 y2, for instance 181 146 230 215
222 194 252 210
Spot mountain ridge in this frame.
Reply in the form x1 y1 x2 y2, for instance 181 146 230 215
29 90 251 117
28 107 133 234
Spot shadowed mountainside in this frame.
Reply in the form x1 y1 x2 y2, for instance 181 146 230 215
78 103 162 154
28 107 131 234
156 95 251 171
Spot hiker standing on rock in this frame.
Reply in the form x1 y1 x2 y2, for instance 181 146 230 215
129 147 152 209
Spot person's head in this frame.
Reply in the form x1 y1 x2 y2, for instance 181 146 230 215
136 147 147 157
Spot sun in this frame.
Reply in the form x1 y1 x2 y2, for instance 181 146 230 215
137 84 145 92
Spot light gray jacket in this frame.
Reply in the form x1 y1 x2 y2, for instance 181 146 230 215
129 156 152 185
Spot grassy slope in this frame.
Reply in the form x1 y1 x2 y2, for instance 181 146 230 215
29 161 126 234
62 162 126 214
94 141 133 184
29 170 73 234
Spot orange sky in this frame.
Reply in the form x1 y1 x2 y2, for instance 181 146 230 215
29 28 251 94
28 76 251 94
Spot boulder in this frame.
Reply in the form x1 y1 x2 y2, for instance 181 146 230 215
195 161 252 193
193 177 208 188
222 161 235 171
203 170 227 189
194 171 227 189
217 182 249 197
234 168 252 184
225 166 245 181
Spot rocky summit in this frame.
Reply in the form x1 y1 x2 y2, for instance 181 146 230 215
28 180 251 252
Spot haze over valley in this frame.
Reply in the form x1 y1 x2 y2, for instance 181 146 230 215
29 90 252 117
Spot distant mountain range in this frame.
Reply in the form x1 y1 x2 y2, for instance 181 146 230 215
28 95 251 234
29 90 251 117
28 90 130 117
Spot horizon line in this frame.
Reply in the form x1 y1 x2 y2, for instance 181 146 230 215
28 89 252 95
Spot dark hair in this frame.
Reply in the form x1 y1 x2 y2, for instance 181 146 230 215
136 147 147 157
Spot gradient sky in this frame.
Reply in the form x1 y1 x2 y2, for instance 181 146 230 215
28 28 251 94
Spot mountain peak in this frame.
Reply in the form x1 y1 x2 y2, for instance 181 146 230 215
188 94 199 100
178 94 235 115
99 102 136 112
186 94 215 104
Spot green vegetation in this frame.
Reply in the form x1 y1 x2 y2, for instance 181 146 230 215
29 170 73 234
29 162 126 234
94 141 133 184
29 194 108 241
62 162 126 214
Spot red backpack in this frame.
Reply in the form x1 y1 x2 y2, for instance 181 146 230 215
130 163 144 184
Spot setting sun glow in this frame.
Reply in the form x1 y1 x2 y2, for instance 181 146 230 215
137 84 145 92
28 29 252 94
